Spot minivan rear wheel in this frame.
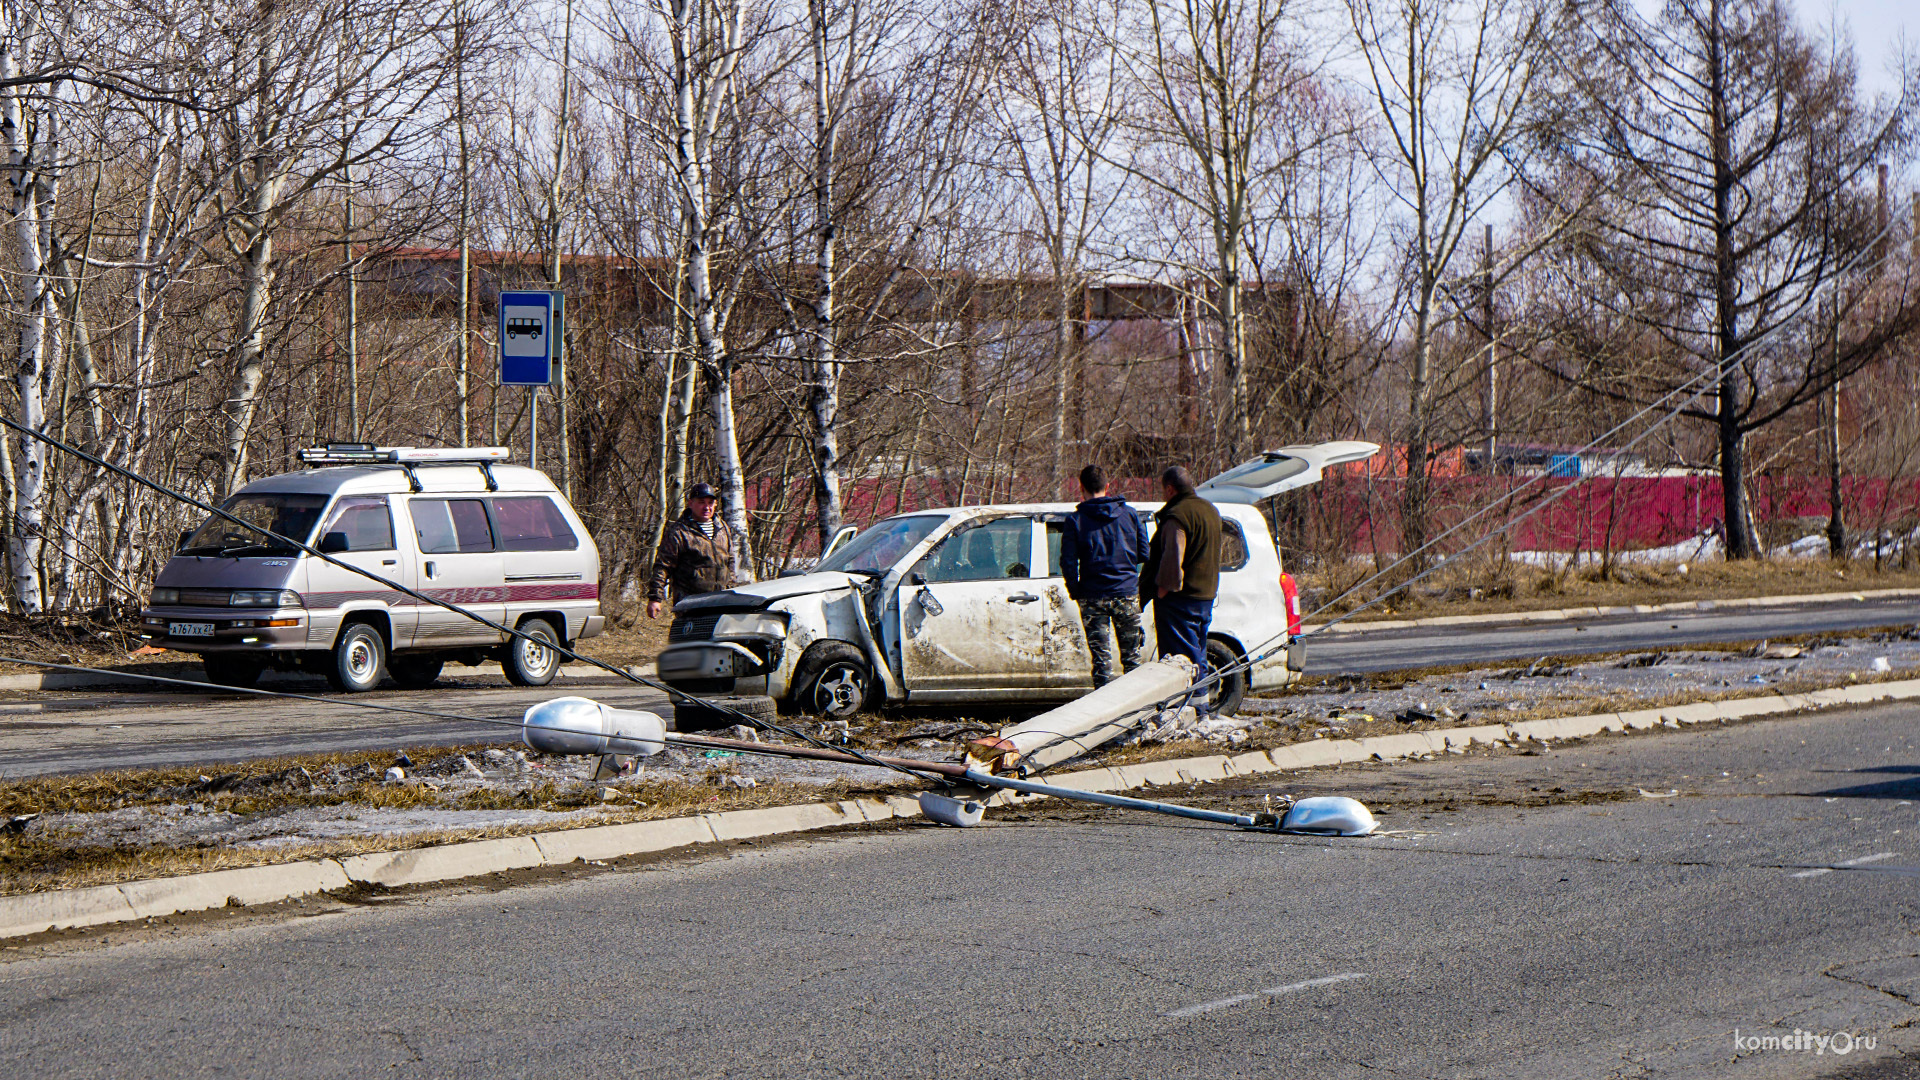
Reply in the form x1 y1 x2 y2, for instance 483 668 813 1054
202 655 263 689
1203 639 1247 717
504 618 561 686
327 622 387 693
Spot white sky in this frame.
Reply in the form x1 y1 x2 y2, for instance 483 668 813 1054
1823 0 1913 95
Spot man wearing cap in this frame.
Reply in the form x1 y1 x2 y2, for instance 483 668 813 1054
647 483 741 619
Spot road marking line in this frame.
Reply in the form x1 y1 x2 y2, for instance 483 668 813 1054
1164 972 1367 1018
1793 852 1897 878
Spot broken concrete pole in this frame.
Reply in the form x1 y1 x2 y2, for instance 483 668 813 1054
969 656 1195 774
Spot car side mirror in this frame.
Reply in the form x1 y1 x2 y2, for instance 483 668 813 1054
317 532 350 554
176 529 192 550
1006 563 1028 578
910 572 927 586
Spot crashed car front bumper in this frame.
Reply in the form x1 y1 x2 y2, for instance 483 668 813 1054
657 641 777 682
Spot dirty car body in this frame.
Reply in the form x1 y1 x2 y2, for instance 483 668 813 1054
657 443 1377 717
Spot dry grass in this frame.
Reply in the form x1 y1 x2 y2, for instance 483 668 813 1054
1305 556 1920 624
1098 662 1920 770
0 751 908 896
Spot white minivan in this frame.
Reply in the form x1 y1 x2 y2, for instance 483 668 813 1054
657 443 1377 721
139 445 605 691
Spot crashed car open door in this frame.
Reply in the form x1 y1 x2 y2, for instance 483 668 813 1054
1195 441 1380 504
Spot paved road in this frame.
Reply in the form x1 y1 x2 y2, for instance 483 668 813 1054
3 596 1914 778
8 702 1920 1077
1304 595 1920 673
0 674 670 778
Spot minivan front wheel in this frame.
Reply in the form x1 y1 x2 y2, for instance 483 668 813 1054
328 622 387 693
504 618 561 686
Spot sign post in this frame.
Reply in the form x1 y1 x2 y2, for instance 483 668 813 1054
499 290 561 468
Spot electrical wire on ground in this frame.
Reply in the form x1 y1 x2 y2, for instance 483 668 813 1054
0 416 924 780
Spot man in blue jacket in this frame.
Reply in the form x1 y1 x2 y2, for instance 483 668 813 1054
1060 464 1150 686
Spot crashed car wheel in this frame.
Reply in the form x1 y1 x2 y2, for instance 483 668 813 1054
1204 639 1247 717
803 659 871 719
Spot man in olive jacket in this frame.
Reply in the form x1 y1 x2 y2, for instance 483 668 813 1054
646 483 741 618
1141 465 1222 712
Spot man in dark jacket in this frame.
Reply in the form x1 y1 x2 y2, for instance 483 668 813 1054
1060 464 1149 686
1141 465 1222 711
647 483 741 618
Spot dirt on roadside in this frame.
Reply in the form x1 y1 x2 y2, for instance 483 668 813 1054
1304 556 1920 623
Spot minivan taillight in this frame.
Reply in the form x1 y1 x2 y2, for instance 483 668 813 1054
1279 573 1302 637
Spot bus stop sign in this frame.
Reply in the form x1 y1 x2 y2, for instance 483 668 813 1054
499 290 561 385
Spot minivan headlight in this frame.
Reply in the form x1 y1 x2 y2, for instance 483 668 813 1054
230 589 301 608
713 612 787 639
149 587 179 605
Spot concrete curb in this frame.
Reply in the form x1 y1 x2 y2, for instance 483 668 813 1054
11 676 1920 938
0 661 657 693
1305 587 1920 636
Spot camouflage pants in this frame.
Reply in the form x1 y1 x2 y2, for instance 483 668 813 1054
1079 596 1146 686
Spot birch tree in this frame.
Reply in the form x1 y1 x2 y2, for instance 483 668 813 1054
1346 0 1555 566
998 0 1124 493
204 0 460 490
1112 0 1311 461
0 9 62 611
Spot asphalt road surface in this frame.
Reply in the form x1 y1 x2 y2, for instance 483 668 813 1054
1304 594 1920 673
8 701 1920 1078
2 596 1914 778
0 674 670 778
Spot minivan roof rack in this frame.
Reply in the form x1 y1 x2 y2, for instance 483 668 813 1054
296 444 511 465
296 444 511 493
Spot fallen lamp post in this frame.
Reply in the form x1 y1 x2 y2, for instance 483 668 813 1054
521 697 1376 836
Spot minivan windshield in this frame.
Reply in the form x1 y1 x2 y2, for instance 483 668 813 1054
180 494 331 556
814 514 944 574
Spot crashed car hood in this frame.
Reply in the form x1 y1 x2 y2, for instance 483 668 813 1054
674 572 863 611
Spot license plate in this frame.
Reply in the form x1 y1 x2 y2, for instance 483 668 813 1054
168 622 216 638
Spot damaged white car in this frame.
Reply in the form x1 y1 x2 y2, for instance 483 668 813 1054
658 443 1378 724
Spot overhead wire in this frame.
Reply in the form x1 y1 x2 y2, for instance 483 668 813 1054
1011 204 1917 768
0 416 925 779
8 202 1909 785
0 655 953 780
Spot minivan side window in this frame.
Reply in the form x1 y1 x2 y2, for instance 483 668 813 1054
320 496 395 552
489 496 579 551
412 499 495 554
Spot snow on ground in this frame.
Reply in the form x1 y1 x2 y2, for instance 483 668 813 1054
22 630 1920 853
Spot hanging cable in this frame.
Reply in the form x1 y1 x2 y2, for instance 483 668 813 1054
0 418 925 779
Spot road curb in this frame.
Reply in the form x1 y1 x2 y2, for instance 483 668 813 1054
0 661 658 693
12 676 1920 938
1305 587 1920 636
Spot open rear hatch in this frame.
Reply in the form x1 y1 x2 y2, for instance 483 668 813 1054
1196 441 1380 503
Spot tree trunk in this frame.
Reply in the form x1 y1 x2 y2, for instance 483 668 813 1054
223 172 281 492
808 0 842 551
1 42 53 613
1401 274 1435 569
